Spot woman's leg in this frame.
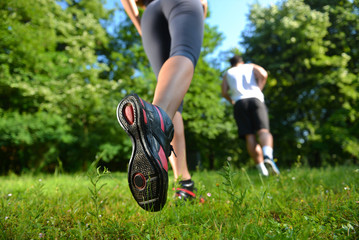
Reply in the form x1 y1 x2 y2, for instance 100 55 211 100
152 56 193 118
141 0 204 194
168 111 191 181
142 0 204 118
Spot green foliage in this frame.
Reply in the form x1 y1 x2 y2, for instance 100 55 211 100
87 164 110 224
242 0 359 166
0 0 230 173
0 0 127 173
0 110 73 172
0 166 358 238
2 0 358 173
219 161 247 213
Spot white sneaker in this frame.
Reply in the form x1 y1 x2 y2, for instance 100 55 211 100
256 162 269 176
264 157 280 175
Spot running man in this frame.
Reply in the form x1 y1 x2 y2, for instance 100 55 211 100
221 55 280 176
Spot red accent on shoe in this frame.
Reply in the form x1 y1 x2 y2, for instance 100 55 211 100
154 106 164 132
158 146 168 172
133 173 146 190
139 98 145 107
124 104 134 125
142 109 147 124
176 188 196 197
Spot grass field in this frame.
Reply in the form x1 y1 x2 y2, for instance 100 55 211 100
1 163 358 239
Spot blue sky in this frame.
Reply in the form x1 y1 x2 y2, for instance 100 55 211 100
205 0 277 53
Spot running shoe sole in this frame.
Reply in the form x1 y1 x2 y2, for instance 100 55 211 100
264 159 280 175
117 94 168 212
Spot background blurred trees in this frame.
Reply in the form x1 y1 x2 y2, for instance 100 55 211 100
0 0 125 173
0 0 358 174
242 0 359 166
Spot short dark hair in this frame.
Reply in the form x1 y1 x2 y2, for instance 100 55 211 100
229 55 243 67
136 0 145 7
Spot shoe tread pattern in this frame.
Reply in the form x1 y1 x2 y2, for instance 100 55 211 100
117 94 167 211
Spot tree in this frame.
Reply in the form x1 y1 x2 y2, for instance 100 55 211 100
0 0 258 173
303 0 359 164
0 0 127 173
241 0 359 166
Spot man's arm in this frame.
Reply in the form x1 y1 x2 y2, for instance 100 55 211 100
221 74 234 105
121 0 142 36
251 64 268 90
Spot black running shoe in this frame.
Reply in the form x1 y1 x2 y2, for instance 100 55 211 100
174 180 197 201
117 93 174 212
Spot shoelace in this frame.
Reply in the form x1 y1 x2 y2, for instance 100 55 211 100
170 145 177 158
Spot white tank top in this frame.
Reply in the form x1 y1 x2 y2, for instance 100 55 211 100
225 64 264 103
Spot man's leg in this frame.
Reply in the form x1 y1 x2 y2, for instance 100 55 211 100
257 129 279 175
257 128 273 159
245 134 268 176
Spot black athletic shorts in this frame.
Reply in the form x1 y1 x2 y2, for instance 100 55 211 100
233 98 270 138
141 0 204 113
